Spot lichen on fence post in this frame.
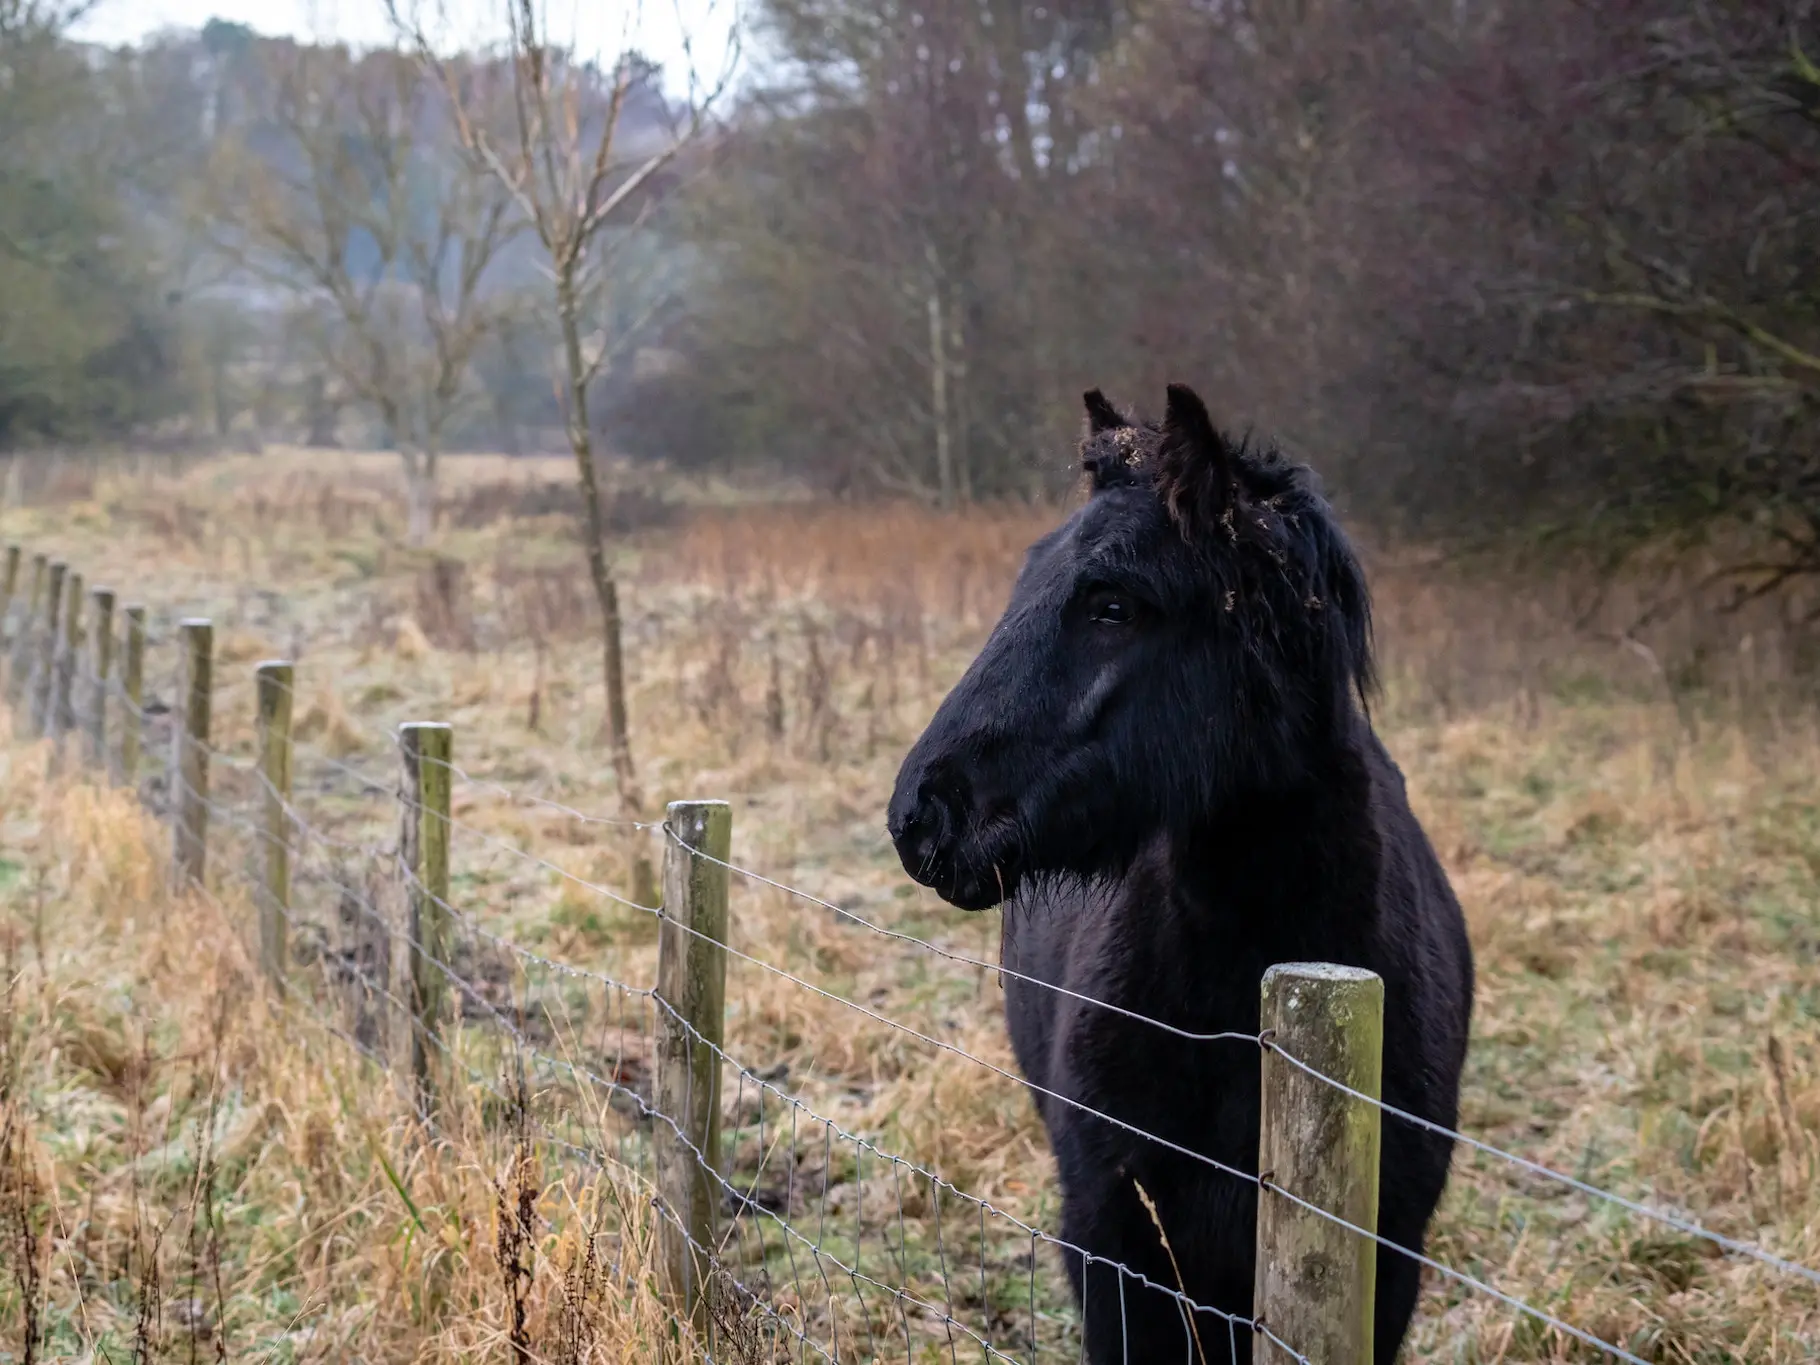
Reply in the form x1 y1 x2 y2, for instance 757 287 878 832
655 798 733 1340
30 560 65 737
49 569 83 770
1254 962 1385 1365
399 721 452 1115
86 588 114 770
256 661 294 991
118 605 145 786
171 618 213 889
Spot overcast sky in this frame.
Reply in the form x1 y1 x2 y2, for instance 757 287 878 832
70 0 741 93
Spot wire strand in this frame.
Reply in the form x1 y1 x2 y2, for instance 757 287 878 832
665 822 1265 1046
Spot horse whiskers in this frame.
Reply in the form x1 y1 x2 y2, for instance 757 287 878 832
916 845 939 883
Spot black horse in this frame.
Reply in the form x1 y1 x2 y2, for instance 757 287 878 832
888 384 1474 1364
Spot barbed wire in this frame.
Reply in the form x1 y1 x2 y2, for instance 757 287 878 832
408 857 1676 1364
421 912 1285 1362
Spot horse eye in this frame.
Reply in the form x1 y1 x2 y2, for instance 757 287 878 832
1087 591 1137 626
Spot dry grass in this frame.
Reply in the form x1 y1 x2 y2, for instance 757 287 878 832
0 449 1816 1361
0 758 706 1362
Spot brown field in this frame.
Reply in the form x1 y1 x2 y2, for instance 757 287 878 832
0 450 1817 1362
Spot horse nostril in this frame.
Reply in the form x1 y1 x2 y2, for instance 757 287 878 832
892 790 956 879
889 758 972 888
912 801 950 861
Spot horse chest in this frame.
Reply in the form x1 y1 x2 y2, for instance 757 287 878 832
1001 897 1264 1167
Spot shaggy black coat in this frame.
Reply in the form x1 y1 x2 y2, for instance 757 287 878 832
888 385 1474 1364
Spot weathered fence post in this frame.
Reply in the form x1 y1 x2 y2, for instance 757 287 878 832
1254 963 1385 1365
255 661 294 990
5 552 41 713
171 619 213 889
0 545 18 653
399 721 452 1113
30 560 65 736
118 605 145 785
49 570 83 769
85 588 115 770
655 799 733 1338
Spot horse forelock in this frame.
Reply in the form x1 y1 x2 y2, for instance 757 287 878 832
1075 428 1371 683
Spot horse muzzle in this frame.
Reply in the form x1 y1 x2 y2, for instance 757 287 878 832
887 775 1022 911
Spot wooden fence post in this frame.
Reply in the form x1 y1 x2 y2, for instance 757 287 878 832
6 552 43 715
655 799 733 1338
30 560 65 737
1254 963 1385 1365
255 661 294 990
171 619 213 889
0 545 18 654
85 588 115 770
399 721 452 1113
118 605 145 785
49 570 83 769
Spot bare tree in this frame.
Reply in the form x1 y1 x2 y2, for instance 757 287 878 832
207 42 523 544
390 0 738 815
646 0 1114 503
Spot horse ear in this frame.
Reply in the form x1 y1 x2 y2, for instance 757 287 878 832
1083 389 1129 435
1155 382 1236 531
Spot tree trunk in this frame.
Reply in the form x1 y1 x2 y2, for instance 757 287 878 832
304 374 339 448
951 307 973 504
211 354 233 443
926 244 954 509
556 276 642 816
402 450 437 548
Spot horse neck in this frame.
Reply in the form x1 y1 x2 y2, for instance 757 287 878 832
1156 721 1385 955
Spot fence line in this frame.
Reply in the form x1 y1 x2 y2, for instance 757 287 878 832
0 543 1814 1365
166 695 1731 1364
209 732 1820 1356
164 672 1820 1298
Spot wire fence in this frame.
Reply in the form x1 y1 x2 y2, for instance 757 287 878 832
0 556 1816 1365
